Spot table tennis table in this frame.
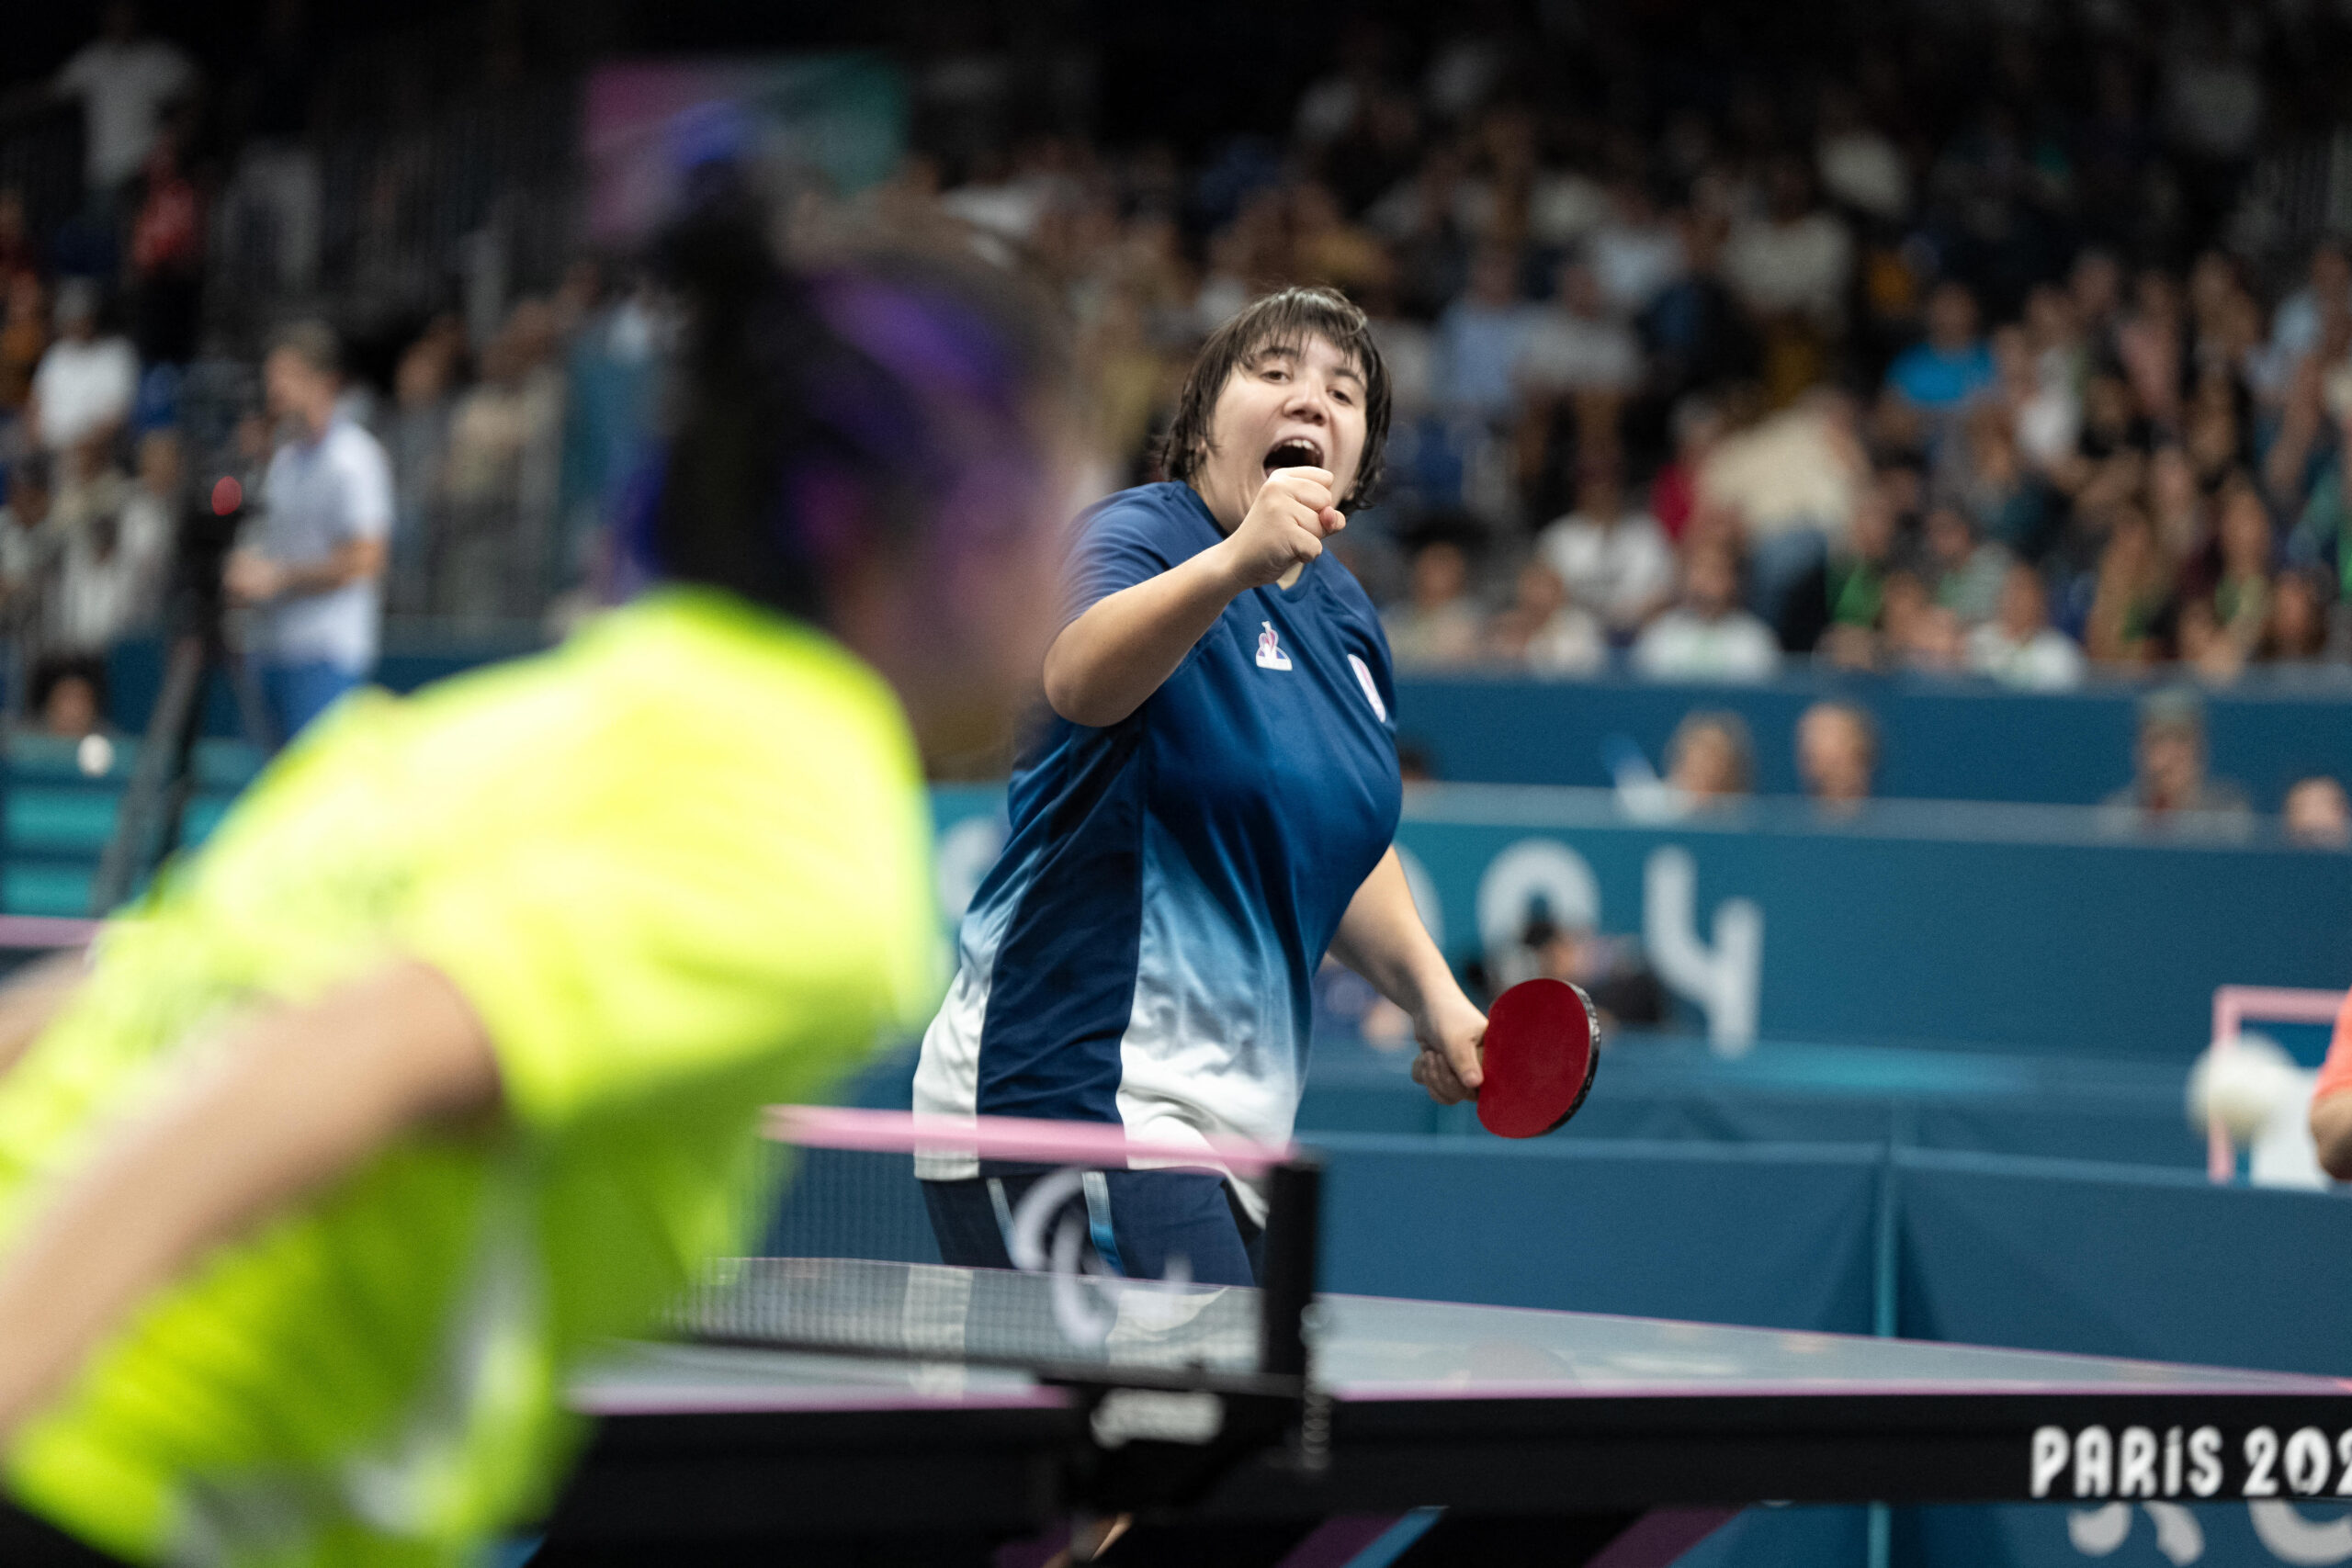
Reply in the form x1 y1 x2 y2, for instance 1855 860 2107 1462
538 1255 2352 1567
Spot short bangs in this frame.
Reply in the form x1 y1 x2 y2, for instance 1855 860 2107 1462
1158 287 1391 512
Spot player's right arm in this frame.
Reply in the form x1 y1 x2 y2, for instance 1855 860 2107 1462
0 958 500 1442
1043 468 1344 727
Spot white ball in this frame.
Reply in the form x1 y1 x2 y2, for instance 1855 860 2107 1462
2188 1032 2302 1142
75 733 114 778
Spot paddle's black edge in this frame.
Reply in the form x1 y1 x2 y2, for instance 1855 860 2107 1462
1544 980 1601 1134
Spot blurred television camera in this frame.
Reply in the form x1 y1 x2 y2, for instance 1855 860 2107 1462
164 359 270 646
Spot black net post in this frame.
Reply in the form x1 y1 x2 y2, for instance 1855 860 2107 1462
1258 1154 1320 1383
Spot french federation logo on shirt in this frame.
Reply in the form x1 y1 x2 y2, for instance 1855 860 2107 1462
1254 622 1293 671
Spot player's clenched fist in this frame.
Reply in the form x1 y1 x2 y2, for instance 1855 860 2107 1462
1215 467 1345 591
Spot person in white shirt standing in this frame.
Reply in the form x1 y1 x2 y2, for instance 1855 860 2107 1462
225 320 392 746
51 3 197 212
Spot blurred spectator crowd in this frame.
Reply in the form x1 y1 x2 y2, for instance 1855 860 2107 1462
9 0 2352 745
876 4 2352 693
0 0 598 742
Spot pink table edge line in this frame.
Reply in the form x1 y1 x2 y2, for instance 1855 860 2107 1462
2206 985 2347 1183
572 1384 1070 1416
571 1376 2352 1415
1327 1377 2352 1402
0 915 98 948
763 1105 1298 1175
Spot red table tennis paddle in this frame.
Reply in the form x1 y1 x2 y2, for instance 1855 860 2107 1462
1476 978 1600 1139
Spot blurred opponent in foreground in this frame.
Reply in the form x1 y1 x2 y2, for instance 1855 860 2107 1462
0 186 1078 1568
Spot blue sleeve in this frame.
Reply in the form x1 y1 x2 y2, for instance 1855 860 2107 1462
1058 498 1183 629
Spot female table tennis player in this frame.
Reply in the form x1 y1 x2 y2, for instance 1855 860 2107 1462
915 286 1488 1287
0 192 1080 1567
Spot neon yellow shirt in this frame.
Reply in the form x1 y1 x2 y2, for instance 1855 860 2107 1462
0 589 941 1565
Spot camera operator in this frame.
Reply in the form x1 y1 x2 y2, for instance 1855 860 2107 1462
222 320 390 746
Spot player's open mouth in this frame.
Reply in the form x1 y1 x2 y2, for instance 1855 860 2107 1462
1263 438 1324 474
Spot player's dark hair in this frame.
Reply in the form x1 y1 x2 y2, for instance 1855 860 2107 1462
644 175 1071 622
1159 287 1391 513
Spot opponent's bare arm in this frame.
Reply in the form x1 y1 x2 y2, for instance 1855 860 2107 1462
0 958 500 1440
0 951 89 1080
1329 847 1487 1107
2312 1092 2352 1181
1043 468 1345 728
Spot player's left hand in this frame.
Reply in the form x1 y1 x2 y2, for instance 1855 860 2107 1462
223 550 286 604
1409 992 1487 1106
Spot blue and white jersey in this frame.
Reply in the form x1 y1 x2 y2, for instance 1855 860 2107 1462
913 482 1402 1217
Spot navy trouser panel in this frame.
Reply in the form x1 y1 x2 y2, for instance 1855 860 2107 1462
922 1166 1263 1286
